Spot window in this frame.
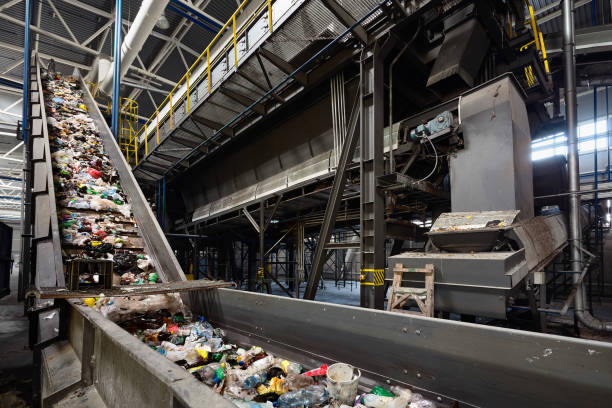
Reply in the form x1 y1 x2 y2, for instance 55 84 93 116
532 117 610 160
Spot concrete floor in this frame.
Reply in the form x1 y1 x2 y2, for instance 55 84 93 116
0 265 33 407
268 279 362 306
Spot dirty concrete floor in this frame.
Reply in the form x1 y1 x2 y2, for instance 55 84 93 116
0 266 33 408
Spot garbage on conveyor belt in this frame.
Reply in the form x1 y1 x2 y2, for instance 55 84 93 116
84 295 438 408
42 71 159 287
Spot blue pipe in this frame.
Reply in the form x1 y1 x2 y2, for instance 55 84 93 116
163 0 388 176
21 0 32 143
0 78 23 90
0 196 21 201
111 0 122 140
169 0 222 30
592 0 597 25
0 175 22 181
167 4 218 34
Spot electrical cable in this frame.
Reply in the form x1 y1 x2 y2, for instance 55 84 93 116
413 134 438 183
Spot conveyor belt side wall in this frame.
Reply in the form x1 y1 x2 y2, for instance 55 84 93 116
193 288 612 408
30 57 65 289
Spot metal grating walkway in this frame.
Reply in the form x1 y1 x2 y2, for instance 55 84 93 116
131 0 388 182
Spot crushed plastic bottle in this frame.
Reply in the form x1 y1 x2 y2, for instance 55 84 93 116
362 394 409 408
244 372 267 389
389 386 412 401
276 385 328 407
280 360 302 375
284 373 314 391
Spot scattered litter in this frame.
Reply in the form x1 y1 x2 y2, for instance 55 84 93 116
42 71 159 288
108 302 437 408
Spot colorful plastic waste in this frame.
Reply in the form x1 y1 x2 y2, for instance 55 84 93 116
42 71 159 286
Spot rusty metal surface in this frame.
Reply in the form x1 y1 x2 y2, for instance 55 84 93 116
430 210 520 232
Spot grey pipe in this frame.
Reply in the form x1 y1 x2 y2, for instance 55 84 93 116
563 0 612 331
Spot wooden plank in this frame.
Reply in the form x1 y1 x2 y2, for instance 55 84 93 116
36 280 234 299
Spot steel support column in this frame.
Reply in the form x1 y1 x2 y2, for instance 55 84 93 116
360 42 389 309
19 0 33 301
259 201 270 294
303 84 361 300
296 221 304 297
21 0 32 143
111 0 122 139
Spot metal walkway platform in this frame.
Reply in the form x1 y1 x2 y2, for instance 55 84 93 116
131 0 392 182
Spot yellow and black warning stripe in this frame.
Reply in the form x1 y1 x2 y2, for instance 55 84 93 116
360 268 385 286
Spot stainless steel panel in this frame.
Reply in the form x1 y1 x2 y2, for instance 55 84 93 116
193 289 612 408
34 193 50 239
32 162 48 193
431 211 519 232
35 240 56 287
387 251 526 288
33 138 45 160
33 56 64 288
451 76 534 219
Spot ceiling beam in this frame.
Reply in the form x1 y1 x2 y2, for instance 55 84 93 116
191 115 233 137
320 0 368 44
0 11 98 55
59 0 201 57
259 48 308 85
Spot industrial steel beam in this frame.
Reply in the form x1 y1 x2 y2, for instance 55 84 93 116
320 0 368 44
191 115 233 137
359 39 393 309
303 86 360 300
258 49 308 85
219 88 266 115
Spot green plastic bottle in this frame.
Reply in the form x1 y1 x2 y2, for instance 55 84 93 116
370 386 395 397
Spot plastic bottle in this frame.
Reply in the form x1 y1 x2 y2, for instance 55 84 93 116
409 394 437 408
389 386 412 401
276 385 328 407
362 395 408 408
244 372 267 389
238 346 264 366
284 373 314 391
230 398 273 408
198 363 222 385
246 355 274 375
410 400 437 408
370 386 395 397
281 360 302 375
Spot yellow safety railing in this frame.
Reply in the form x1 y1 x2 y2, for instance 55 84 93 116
524 2 551 73
518 2 551 89
119 98 139 165
133 0 275 158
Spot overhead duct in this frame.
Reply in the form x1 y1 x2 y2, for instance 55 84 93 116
427 17 489 92
99 0 170 95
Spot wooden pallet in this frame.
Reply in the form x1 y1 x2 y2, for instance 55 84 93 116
387 263 434 317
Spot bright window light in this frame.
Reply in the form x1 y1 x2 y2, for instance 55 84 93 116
531 117 610 161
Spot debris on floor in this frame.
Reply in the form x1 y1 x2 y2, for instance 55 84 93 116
42 71 158 287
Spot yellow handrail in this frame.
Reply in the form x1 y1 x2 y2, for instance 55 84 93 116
134 0 274 157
